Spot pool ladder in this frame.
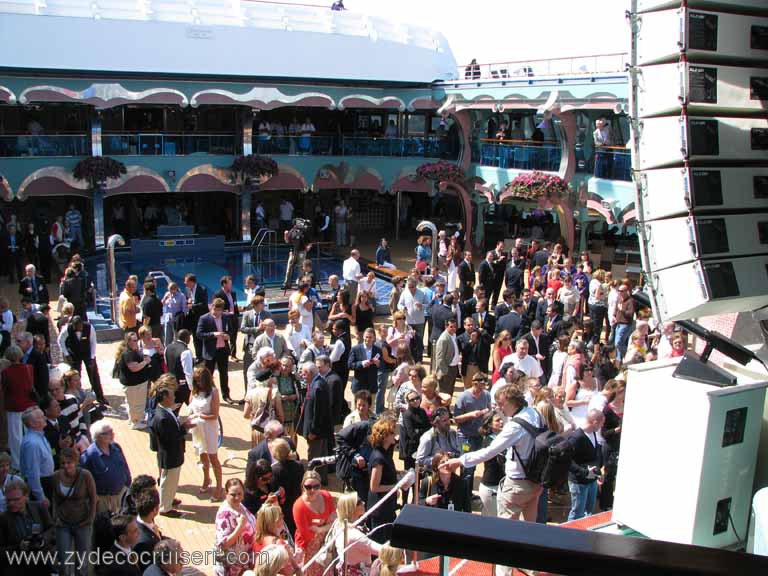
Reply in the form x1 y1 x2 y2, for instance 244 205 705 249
250 228 278 284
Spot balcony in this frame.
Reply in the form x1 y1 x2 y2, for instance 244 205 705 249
0 134 89 157
102 133 239 156
254 134 449 159
594 147 632 181
479 139 561 171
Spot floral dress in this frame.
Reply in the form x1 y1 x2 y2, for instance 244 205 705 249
215 502 257 576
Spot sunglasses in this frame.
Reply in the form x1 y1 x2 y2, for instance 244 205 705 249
408 396 421 402
304 483 321 491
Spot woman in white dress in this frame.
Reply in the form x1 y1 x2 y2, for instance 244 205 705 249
566 364 597 428
189 365 224 501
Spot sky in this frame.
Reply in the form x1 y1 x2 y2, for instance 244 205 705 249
341 0 632 65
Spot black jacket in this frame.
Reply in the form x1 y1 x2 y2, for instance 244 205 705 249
133 521 161 573
458 260 475 298
348 344 381 393
196 313 233 361
213 288 240 323
141 295 163 327
477 260 494 291
496 310 523 340
0 502 55 576
504 265 524 297
430 304 456 343
149 406 187 470
19 276 49 305
25 348 49 400
299 374 333 440
472 312 495 342
419 475 470 512
568 428 603 484
26 312 50 350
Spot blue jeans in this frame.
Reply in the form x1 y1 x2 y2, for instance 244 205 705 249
458 433 483 505
614 323 632 361
375 370 389 414
568 480 598 521
56 523 92 576
536 487 549 523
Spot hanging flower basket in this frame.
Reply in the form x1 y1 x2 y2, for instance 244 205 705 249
230 154 278 182
503 171 569 201
72 156 127 188
416 160 465 184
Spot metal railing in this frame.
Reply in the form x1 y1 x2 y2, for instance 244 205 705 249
102 133 238 156
457 52 629 81
253 134 450 159
594 147 632 181
479 139 561 171
0 134 89 157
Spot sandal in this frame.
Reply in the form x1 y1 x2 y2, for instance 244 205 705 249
210 489 224 502
199 482 211 494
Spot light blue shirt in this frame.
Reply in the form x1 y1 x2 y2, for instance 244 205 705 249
162 291 187 323
20 429 55 501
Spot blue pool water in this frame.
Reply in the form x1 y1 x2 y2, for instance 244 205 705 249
87 246 393 317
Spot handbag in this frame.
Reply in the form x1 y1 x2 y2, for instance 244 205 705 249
252 385 273 433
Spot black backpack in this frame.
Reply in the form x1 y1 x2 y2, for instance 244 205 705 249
511 416 574 489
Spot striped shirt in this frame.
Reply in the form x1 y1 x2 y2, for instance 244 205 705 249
59 394 87 440
65 209 82 229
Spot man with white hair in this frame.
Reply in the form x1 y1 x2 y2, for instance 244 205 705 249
298 361 332 484
81 420 132 514
19 264 48 305
498 338 543 380
246 420 295 465
17 330 49 400
656 321 675 360
246 346 277 391
342 249 363 303
19 407 55 506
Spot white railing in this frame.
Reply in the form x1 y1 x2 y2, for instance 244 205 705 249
0 0 448 52
455 52 629 81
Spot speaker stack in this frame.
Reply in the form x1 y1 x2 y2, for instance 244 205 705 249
631 0 768 321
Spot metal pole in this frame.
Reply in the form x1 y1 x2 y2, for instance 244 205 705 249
396 190 401 241
107 234 125 323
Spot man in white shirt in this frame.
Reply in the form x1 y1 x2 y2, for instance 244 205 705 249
442 384 543 542
398 277 429 363
279 199 294 232
499 339 543 380
342 249 363 303
656 321 675 360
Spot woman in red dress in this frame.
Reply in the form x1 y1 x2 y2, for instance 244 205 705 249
292 470 336 576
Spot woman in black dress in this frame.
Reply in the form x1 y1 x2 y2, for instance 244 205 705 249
270 438 304 536
367 419 398 543
355 290 375 341
419 452 469 512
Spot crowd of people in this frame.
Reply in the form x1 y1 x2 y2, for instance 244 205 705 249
0 226 689 575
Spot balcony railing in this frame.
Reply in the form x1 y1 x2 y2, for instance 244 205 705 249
254 134 448 158
479 139 561 171
594 147 632 181
0 134 89 157
102 133 238 156
457 52 629 81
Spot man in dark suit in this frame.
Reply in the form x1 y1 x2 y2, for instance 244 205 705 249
2 223 24 284
532 241 551 269
298 362 332 484
567 409 605 521
496 300 524 341
524 320 551 378
457 317 485 386
197 298 234 403
472 298 495 346
149 382 195 517
317 355 346 426
520 288 538 333
19 264 49 305
213 275 240 362
184 273 208 360
132 489 162 572
457 250 475 303
59 315 106 403
25 304 50 352
504 260 525 299
490 241 508 308
430 293 457 366
494 289 514 319
477 251 495 295
141 282 163 340
102 514 142 576
544 301 564 341
18 331 48 400
535 287 557 324
347 328 381 395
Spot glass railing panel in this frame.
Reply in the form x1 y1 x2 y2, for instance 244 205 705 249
594 147 631 181
0 134 89 157
479 139 562 171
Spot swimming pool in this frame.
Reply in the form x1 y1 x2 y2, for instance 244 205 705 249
87 245 394 319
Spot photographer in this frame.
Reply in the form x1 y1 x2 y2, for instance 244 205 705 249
0 479 56 576
282 218 313 291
